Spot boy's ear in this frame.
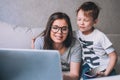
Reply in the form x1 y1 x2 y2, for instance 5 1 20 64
94 19 98 24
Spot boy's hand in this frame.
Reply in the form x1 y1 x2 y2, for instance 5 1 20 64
97 71 107 77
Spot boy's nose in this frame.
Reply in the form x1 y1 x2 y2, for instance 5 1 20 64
80 20 84 24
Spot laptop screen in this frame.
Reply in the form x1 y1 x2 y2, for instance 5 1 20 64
0 48 62 80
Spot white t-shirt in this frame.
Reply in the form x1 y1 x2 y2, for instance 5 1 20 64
73 28 115 70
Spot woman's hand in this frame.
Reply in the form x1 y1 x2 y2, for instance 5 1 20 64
31 37 36 49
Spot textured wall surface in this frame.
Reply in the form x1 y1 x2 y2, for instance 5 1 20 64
0 0 120 32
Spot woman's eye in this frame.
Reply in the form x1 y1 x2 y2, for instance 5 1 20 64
52 26 58 29
62 28 67 31
62 27 68 31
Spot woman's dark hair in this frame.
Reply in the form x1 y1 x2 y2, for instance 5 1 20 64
41 12 73 49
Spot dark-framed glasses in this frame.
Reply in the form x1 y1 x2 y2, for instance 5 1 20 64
51 25 68 34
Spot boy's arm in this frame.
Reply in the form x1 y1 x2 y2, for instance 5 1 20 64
104 51 117 76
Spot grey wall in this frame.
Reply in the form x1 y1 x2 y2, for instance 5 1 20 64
0 0 81 30
0 0 120 54
0 0 120 33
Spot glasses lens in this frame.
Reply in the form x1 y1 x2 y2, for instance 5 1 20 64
51 26 59 33
51 26 68 33
61 26 68 33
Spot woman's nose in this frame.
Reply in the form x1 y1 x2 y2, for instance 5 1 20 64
57 28 62 33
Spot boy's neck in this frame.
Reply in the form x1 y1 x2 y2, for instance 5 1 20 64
82 27 95 35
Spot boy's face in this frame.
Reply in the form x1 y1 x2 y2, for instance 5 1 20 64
77 9 97 35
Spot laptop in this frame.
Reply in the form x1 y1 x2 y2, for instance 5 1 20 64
0 48 63 80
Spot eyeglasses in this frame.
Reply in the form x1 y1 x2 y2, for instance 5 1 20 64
51 25 68 34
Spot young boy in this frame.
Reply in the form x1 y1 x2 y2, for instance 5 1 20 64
73 1 117 79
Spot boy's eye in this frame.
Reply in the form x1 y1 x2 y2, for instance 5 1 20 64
77 18 81 21
84 19 90 22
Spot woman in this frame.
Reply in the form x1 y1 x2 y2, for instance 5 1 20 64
34 12 82 80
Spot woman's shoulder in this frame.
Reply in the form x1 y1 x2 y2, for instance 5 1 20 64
73 30 81 38
71 37 81 48
34 36 44 49
36 36 44 40
35 36 44 44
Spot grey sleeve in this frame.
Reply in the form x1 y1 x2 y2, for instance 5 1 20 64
34 37 44 49
105 46 115 54
70 39 82 62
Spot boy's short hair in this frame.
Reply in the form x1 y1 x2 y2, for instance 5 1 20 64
77 1 101 20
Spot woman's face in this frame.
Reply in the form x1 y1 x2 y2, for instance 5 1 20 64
50 19 68 44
